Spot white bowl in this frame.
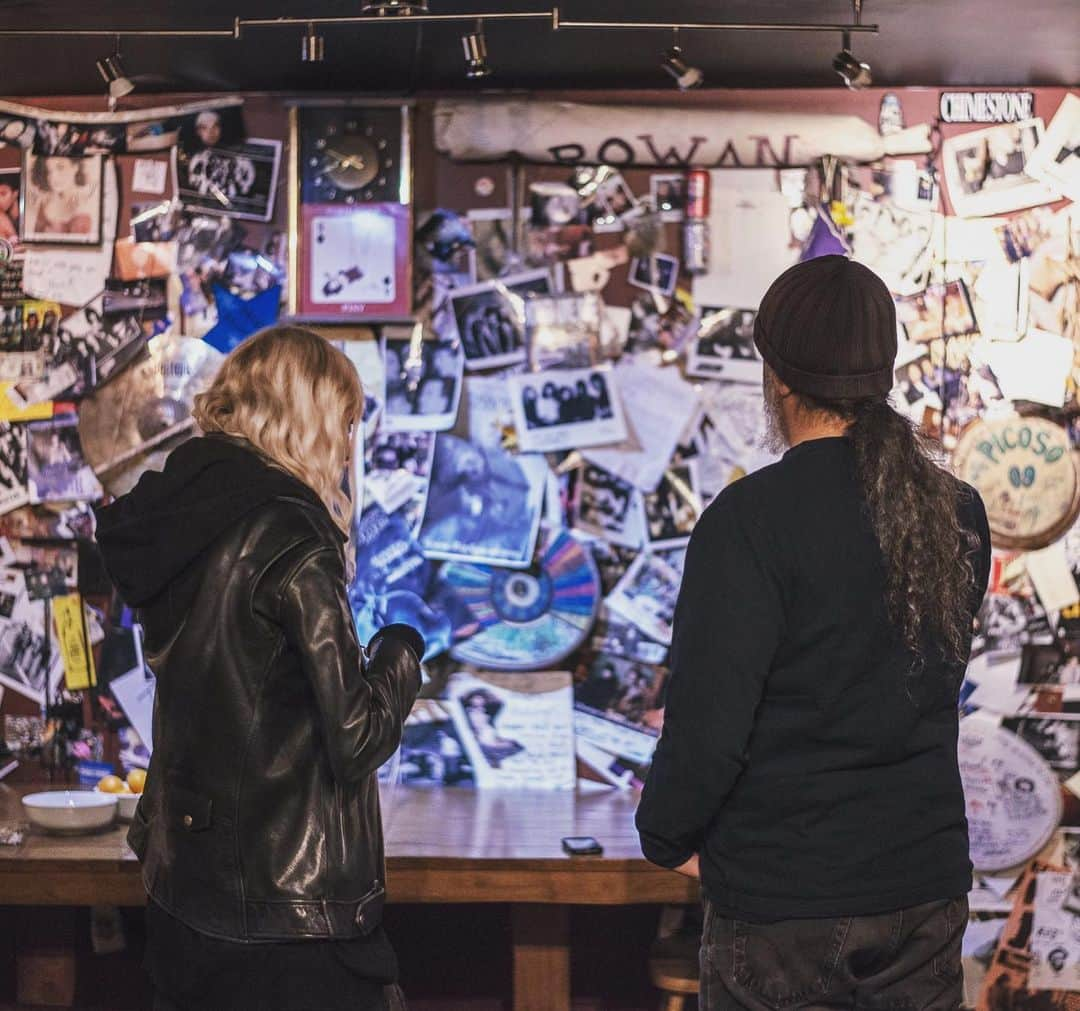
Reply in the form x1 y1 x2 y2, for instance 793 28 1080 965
115 792 140 821
22 790 118 834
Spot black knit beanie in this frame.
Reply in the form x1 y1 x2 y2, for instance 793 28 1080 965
753 255 897 400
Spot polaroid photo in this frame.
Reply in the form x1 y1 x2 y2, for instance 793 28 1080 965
417 434 546 568
364 429 435 517
130 200 177 243
1026 93 1080 203
525 291 603 371
943 119 1061 217
382 331 464 433
0 423 28 517
26 415 103 503
686 306 762 383
642 463 702 550
570 463 646 549
174 138 282 222
0 568 61 705
446 671 577 790
593 173 640 233
606 551 682 646
450 269 553 372
466 207 531 282
1001 717 1080 775
892 342 944 419
895 281 979 344
628 253 679 298
20 153 104 246
651 173 687 222
510 365 628 453
394 700 475 787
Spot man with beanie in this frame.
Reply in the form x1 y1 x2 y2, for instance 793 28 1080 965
636 256 991 1009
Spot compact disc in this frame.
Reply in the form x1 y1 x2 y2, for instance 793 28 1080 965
78 335 223 497
441 529 599 671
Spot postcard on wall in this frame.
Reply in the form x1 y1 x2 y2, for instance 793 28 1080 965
943 119 1061 217
642 464 702 550
685 306 762 383
606 552 682 646
382 331 464 433
446 671 577 790
569 463 645 549
20 152 104 245
0 567 62 705
449 269 553 371
894 280 978 344
1024 94 1080 204
26 414 102 503
509 365 628 453
173 138 282 222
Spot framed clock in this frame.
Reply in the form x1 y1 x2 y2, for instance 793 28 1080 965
288 104 412 321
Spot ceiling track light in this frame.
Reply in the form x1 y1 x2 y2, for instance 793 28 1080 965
832 2 872 90
461 19 492 80
660 28 703 90
359 0 430 15
301 21 324 61
95 37 135 104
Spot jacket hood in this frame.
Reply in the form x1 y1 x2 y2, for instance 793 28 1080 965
94 434 332 607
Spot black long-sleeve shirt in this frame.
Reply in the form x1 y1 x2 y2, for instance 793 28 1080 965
636 437 991 921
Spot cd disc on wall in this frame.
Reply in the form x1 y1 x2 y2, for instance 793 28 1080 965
441 529 599 671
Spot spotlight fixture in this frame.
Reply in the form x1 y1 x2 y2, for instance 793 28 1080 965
95 40 134 101
832 30 871 89
461 19 492 79
301 22 324 61
660 30 703 91
359 0 429 15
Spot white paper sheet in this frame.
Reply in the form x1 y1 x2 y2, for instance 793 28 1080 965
978 329 1074 407
1030 871 1080 990
1026 93 1080 203
1026 541 1080 612
108 666 155 754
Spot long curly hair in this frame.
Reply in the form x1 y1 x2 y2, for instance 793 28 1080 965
799 392 975 664
192 325 363 539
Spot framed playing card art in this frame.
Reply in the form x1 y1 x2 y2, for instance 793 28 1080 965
288 103 412 322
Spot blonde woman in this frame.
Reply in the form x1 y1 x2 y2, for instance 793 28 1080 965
96 326 422 1011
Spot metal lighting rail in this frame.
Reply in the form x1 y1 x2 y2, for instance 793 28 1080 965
552 10 878 33
0 27 236 37
237 10 554 30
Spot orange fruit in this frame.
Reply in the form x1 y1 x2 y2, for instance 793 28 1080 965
97 775 128 794
126 769 147 795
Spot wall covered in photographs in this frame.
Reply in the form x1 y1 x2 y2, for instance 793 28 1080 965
0 86 1078 1001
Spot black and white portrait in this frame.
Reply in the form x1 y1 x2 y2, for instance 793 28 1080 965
0 422 29 517
642 464 701 549
176 106 246 155
20 153 103 245
686 307 762 383
174 138 281 222
510 366 628 453
26 415 102 504
382 333 464 433
570 463 644 549
628 253 679 297
1002 717 1080 773
943 119 1060 217
364 429 435 516
450 269 553 371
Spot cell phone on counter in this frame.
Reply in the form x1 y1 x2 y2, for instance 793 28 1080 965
561 835 603 856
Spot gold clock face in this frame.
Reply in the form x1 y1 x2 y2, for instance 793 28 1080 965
317 135 380 192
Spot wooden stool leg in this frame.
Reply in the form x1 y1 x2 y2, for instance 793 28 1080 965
511 903 570 1011
660 995 685 1011
15 906 77 1007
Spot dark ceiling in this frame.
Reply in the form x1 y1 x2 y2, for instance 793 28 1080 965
0 0 1077 97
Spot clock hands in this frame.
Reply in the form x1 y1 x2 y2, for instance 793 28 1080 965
323 147 368 174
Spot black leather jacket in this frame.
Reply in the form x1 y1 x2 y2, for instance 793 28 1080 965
100 440 421 943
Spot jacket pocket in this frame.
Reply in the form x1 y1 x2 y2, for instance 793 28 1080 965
163 783 238 898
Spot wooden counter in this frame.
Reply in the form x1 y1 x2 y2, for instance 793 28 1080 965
0 783 698 1009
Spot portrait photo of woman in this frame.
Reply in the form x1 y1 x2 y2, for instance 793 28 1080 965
21 152 103 245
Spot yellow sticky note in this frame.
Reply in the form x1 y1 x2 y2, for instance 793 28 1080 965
0 383 54 422
54 593 96 691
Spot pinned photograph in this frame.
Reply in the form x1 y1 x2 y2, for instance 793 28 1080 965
510 365 628 453
1001 717 1080 775
364 429 435 518
395 700 474 787
382 330 464 433
574 652 667 764
590 610 669 666
592 173 640 233
642 464 702 549
176 106 246 155
892 343 943 419
894 281 978 344
628 253 679 297
525 291 603 371
103 278 168 321
449 269 553 371
0 422 29 517
686 306 762 383
174 138 282 222
418 433 546 568
606 551 682 646
20 153 103 245
113 237 177 281
943 118 1061 217
0 568 60 704
0 168 20 249
130 200 178 243
651 173 687 222
1026 93 1080 203
26 415 103 503
570 463 645 549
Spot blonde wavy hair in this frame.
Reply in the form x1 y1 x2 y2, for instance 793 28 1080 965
192 325 363 539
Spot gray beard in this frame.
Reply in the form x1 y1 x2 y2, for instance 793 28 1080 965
761 371 790 454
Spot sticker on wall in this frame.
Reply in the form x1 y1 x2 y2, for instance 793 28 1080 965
951 415 1080 551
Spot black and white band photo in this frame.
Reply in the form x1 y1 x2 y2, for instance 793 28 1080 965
686 306 762 383
174 138 282 222
383 332 465 433
642 463 702 549
0 422 29 517
628 253 679 298
510 365 628 453
571 463 645 548
449 269 554 370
